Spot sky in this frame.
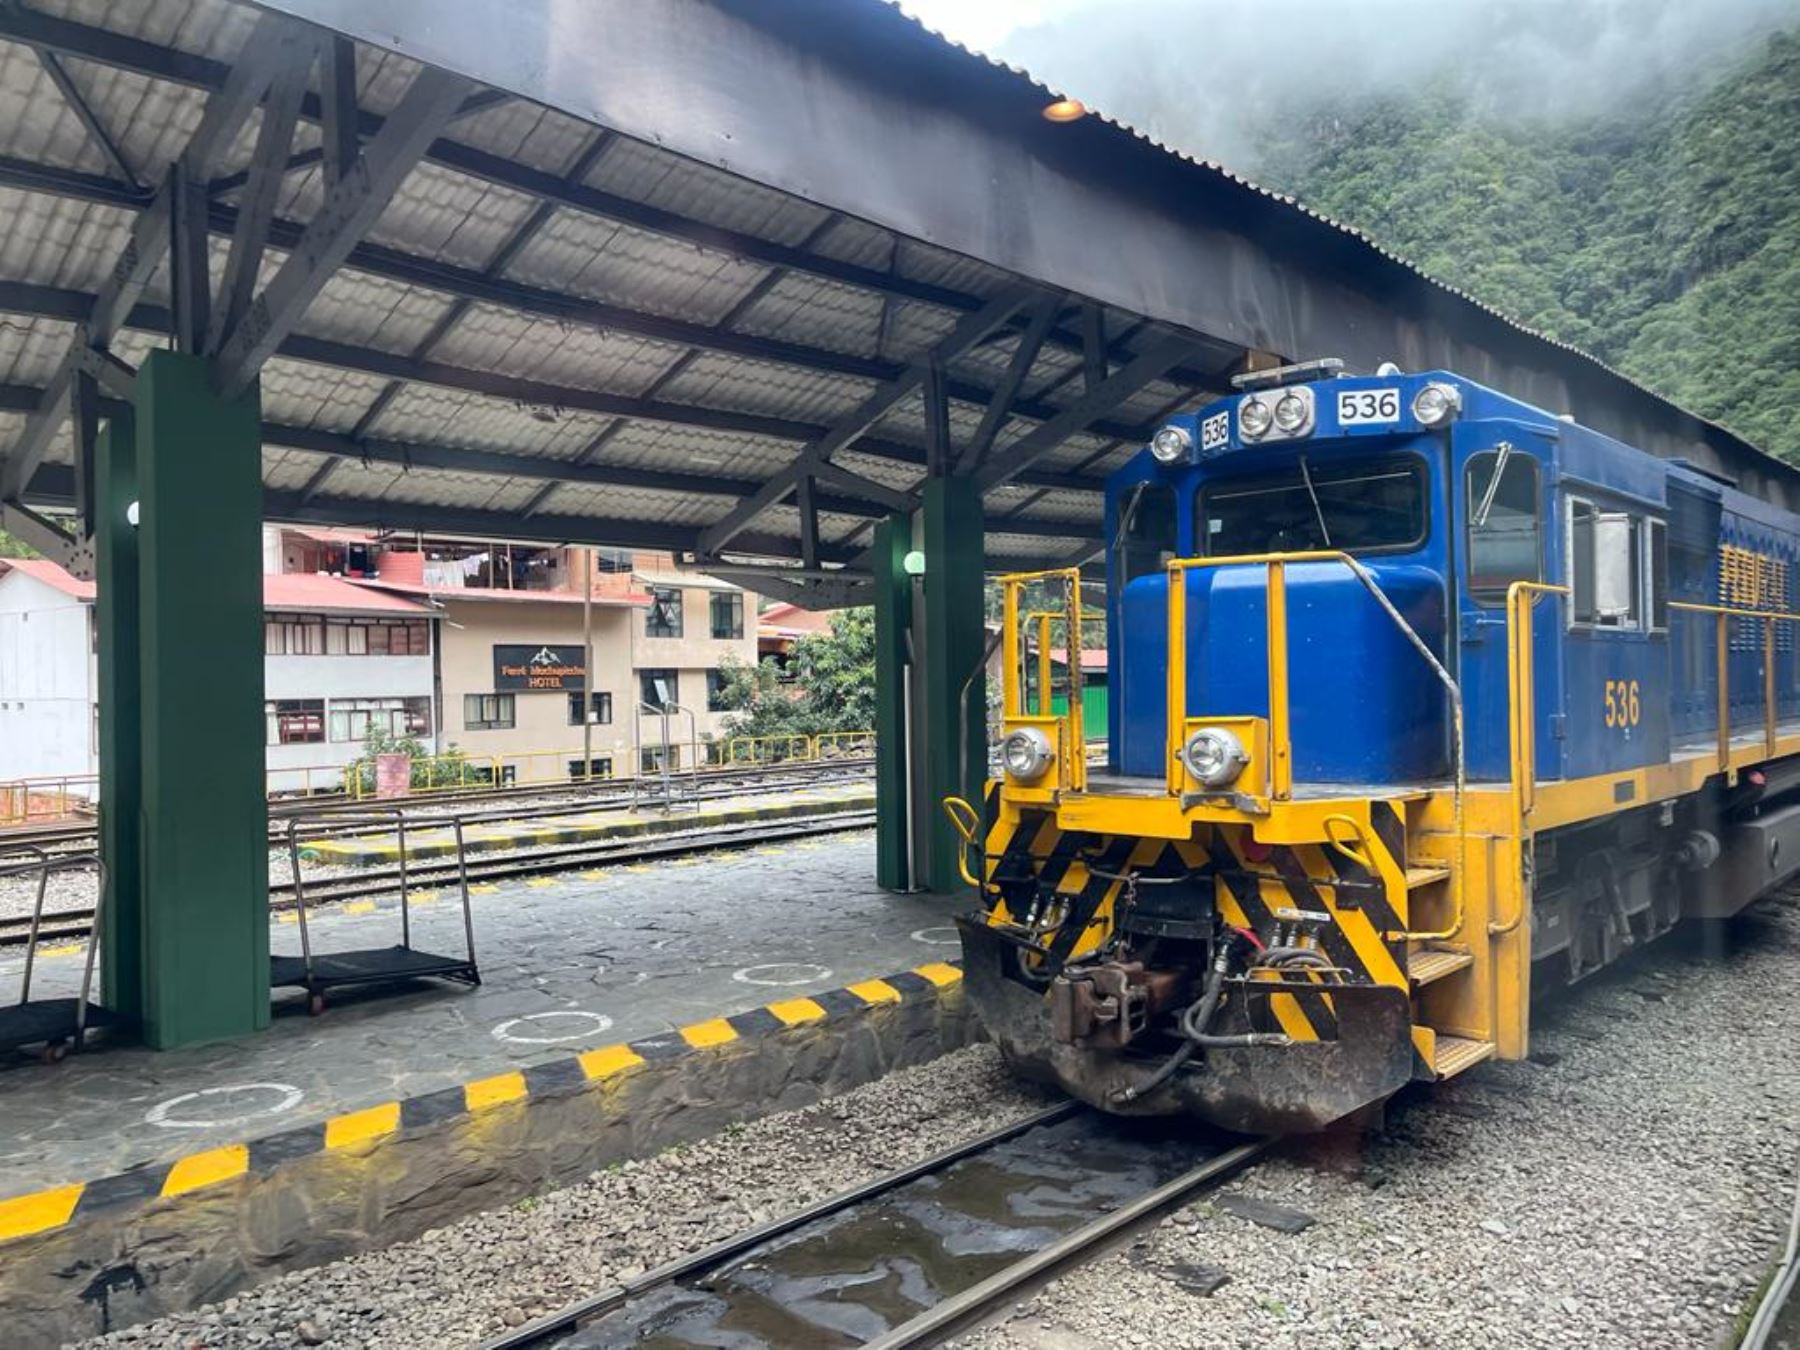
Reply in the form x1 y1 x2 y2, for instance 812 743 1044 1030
893 0 1798 172
892 0 1090 53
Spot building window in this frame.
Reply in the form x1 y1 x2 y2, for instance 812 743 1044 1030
266 699 325 745
640 668 678 712
269 615 428 655
568 691 614 726
706 669 730 712
710 591 744 640
568 756 613 781
329 696 432 742
265 615 325 655
463 693 515 730
646 587 684 638
640 745 680 773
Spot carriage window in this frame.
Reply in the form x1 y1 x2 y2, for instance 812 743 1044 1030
1116 482 1177 583
1196 457 1425 557
1465 448 1540 603
1569 498 1648 630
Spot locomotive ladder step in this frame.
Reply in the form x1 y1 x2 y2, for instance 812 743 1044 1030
1403 864 1452 889
1431 1035 1495 1079
1407 948 1474 987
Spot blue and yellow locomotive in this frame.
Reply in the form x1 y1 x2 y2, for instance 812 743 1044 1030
956 358 1799 1133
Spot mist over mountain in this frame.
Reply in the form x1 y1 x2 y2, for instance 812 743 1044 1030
994 1 1800 459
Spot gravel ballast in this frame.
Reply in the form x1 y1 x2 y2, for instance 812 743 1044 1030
960 893 1800 1350
62 896 1800 1349
74 1045 1057 1349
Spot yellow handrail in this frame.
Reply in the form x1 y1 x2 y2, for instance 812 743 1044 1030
940 795 986 888
1670 599 1800 770
1165 549 1467 941
1505 582 1570 826
997 568 1088 793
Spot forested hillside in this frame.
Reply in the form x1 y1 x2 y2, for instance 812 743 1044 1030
1251 31 1800 458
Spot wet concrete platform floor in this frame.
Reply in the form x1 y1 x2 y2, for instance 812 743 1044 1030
0 829 962 1198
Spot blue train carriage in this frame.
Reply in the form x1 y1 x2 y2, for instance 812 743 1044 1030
953 357 1798 1134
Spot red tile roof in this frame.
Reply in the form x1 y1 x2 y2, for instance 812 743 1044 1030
264 573 434 614
0 559 434 615
0 557 95 601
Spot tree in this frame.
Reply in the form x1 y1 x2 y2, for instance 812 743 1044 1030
718 607 877 740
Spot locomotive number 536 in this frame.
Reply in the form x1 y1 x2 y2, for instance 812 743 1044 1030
1603 679 1641 728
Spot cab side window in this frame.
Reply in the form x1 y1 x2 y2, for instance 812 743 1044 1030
1465 447 1540 603
1117 482 1177 584
1568 495 1666 631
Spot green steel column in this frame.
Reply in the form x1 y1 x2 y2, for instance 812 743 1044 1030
135 351 269 1047
872 514 913 891
95 410 142 1019
917 478 987 893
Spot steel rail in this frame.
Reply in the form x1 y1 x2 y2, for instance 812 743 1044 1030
863 1137 1272 1348
477 1101 1084 1350
0 808 876 950
0 759 875 854
1739 1154 1800 1350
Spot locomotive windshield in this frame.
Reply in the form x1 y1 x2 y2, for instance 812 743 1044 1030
1195 455 1426 556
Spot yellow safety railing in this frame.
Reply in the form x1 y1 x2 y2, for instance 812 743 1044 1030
1505 581 1570 826
995 568 1089 793
347 751 504 800
1165 549 1467 941
1669 599 1800 770
0 774 97 827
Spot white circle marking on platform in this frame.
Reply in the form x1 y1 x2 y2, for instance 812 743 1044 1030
491 1010 614 1045
145 1082 304 1130
732 962 832 987
910 926 959 946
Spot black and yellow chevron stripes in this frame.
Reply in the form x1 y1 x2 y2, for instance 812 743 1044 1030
976 786 1416 1047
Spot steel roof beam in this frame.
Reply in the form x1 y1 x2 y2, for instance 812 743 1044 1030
0 10 313 500
0 8 1215 391
19 459 1091 573
212 63 477 397
973 332 1202 493
0 373 1098 541
0 152 1162 445
698 284 1037 553
209 48 314 354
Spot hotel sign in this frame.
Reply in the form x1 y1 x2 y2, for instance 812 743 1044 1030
493 644 586 692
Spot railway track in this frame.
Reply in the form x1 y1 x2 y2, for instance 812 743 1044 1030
480 1103 1269 1349
0 758 874 857
0 807 876 950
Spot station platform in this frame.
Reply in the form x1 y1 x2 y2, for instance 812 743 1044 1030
301 780 876 864
0 830 977 1343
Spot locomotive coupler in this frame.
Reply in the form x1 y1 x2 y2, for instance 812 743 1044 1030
1049 961 1185 1050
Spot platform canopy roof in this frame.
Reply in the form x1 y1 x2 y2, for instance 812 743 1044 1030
0 0 1784 606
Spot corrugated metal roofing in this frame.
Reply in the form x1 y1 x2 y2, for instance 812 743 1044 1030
22 0 1753 593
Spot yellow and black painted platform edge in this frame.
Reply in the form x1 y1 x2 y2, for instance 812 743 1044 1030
0 959 963 1248
306 787 877 865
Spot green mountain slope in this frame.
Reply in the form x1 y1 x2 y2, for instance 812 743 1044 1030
1253 31 1800 457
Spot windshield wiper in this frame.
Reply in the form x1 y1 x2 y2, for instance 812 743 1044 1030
1472 440 1514 529
1298 455 1332 548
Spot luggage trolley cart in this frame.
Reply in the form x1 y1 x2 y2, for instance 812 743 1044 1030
0 847 123 1062
274 808 481 1015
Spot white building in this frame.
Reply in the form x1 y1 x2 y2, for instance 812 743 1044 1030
0 559 439 797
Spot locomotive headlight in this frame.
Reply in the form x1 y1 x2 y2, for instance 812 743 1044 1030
1273 392 1311 434
1239 397 1273 440
1001 726 1055 784
1411 381 1462 427
1149 424 1191 464
1181 725 1249 789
